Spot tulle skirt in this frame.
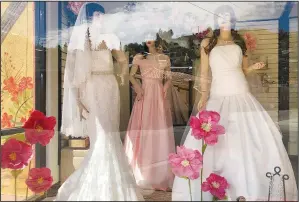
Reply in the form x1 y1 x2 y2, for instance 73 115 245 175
124 79 175 191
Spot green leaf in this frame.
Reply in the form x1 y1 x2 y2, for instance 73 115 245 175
13 102 19 109
9 108 16 115
202 144 207 154
212 196 218 201
19 107 27 116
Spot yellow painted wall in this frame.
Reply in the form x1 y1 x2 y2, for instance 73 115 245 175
1 2 35 129
1 2 37 200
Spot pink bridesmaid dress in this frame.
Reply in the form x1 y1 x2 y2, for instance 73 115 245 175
124 55 175 191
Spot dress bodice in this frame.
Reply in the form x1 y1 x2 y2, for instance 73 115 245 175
133 55 170 81
209 44 249 97
91 50 114 72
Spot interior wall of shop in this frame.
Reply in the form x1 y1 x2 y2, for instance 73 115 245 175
289 17 298 156
238 20 279 123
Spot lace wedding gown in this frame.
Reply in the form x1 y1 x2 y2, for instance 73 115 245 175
56 49 144 201
172 44 298 201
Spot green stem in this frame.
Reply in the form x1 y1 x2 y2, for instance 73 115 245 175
14 173 17 202
201 140 206 202
14 95 33 124
200 167 203 201
25 160 32 200
188 179 192 201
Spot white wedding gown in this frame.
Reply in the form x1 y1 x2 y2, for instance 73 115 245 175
172 44 298 201
56 50 144 201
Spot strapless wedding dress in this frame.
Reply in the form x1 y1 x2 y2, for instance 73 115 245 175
172 44 297 201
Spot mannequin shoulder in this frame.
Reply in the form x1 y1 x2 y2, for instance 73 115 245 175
134 53 144 60
159 54 170 60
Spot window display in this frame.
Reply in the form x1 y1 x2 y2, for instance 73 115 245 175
1 1 298 201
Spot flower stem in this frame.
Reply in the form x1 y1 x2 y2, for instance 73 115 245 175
201 140 206 202
25 160 32 200
14 172 17 202
188 179 192 201
200 167 203 201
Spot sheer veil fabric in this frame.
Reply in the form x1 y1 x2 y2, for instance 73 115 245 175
57 2 143 201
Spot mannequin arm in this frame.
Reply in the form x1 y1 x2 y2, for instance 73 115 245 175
129 64 142 93
198 38 210 99
111 49 128 85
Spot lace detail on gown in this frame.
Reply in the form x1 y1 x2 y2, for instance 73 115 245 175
56 45 143 200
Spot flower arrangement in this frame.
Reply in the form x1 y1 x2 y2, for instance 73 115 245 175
243 32 257 52
67 2 85 15
1 110 56 201
168 110 229 201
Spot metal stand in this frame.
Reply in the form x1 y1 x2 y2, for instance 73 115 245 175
266 166 289 201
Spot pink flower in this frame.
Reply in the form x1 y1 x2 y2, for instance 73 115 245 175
26 167 53 193
190 111 225 145
243 32 256 52
22 110 56 146
202 173 229 200
68 2 85 15
1 138 33 169
168 146 203 180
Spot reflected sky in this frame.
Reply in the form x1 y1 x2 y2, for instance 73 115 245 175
42 1 298 48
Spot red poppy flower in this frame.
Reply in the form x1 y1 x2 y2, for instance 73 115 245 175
26 167 53 193
19 77 34 92
22 110 56 146
202 173 229 200
1 112 13 128
1 138 33 169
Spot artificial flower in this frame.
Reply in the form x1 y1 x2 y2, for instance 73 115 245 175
23 110 56 146
168 146 203 180
1 138 33 169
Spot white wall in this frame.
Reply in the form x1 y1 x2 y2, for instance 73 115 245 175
46 2 59 183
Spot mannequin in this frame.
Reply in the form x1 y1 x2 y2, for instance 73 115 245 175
124 34 175 191
172 5 297 201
